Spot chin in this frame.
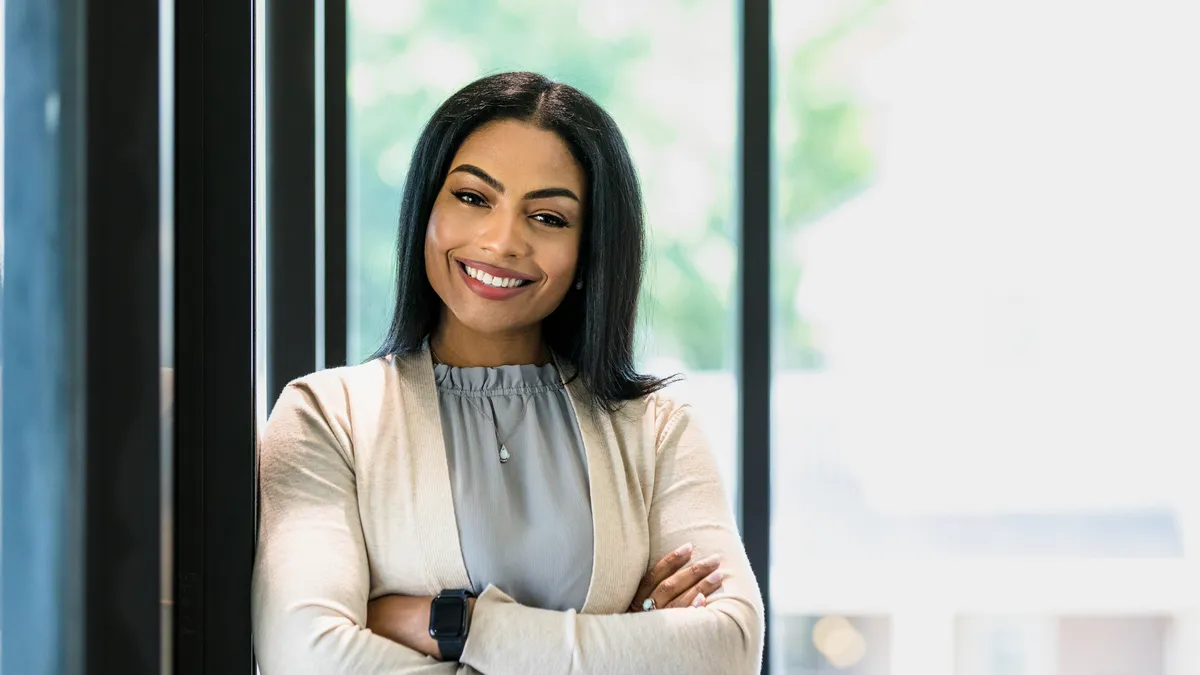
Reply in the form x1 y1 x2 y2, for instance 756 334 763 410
450 306 536 337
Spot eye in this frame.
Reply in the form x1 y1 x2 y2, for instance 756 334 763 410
452 190 488 207
532 213 569 228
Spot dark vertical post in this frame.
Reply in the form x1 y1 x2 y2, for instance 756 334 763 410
323 0 348 370
173 0 204 661
84 0 164 662
174 0 257 669
83 0 165 668
2 0 86 671
739 0 772 672
266 0 318 403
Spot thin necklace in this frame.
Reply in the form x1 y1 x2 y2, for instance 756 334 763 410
431 343 535 464
473 396 533 464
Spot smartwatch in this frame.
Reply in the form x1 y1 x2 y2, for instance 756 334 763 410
429 589 474 662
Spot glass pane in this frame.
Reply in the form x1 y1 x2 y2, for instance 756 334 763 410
347 0 739 494
158 0 174 666
2 0 75 665
777 615 892 674
771 0 1200 672
0 0 6 662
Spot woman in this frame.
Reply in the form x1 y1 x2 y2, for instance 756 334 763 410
252 71 764 674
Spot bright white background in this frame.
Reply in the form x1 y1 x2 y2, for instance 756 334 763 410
768 0 1200 673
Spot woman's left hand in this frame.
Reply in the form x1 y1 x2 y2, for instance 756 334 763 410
368 595 466 659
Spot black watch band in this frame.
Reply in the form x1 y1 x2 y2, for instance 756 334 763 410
429 589 474 662
438 637 465 663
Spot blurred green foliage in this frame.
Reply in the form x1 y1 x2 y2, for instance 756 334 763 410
348 0 881 370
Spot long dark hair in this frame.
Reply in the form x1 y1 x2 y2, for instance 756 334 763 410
372 71 675 411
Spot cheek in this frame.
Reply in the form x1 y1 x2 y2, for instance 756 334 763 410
541 237 582 290
423 210 456 289
423 232 441 276
425 207 446 250
424 204 458 263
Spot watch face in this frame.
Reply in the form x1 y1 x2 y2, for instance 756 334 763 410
430 596 467 638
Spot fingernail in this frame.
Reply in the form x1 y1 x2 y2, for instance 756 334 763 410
674 542 694 557
706 570 723 585
691 592 706 608
698 554 721 566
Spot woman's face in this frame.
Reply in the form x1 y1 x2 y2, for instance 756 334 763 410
425 119 586 339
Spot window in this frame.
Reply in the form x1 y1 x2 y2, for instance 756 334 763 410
1 0 7 662
346 0 741 494
771 0 1200 672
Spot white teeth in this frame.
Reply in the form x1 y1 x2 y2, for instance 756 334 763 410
464 264 526 289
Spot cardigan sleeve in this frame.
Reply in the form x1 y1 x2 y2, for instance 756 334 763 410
459 403 766 675
252 380 461 675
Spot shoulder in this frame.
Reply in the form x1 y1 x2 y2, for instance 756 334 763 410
290 357 397 393
270 353 424 429
597 385 694 453
264 355 421 462
277 357 396 412
644 389 692 445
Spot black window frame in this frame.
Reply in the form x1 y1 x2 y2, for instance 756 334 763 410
172 0 258 669
739 2 774 671
264 0 349 408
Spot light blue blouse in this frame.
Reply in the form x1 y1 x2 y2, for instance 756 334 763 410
433 361 594 612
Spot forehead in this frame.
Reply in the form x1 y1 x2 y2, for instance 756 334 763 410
451 119 586 191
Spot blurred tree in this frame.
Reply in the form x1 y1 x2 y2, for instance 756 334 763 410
774 0 885 369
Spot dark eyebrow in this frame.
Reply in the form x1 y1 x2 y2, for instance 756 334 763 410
449 164 580 203
523 187 580 203
449 164 504 193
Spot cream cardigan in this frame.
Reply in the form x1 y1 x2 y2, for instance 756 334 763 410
252 350 765 674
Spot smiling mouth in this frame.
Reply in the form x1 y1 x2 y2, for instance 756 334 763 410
459 261 533 289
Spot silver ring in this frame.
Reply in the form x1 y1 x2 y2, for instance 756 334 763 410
641 598 657 612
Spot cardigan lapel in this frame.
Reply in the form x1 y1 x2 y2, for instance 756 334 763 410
565 380 629 615
394 350 473 592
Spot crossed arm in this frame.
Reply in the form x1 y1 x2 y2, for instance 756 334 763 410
251 384 764 675
365 542 727 659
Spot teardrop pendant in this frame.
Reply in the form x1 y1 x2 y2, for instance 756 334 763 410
499 445 510 463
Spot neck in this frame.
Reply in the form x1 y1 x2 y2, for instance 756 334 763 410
430 318 549 368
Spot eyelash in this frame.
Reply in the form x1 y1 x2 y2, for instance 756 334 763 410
453 190 487 207
451 190 571 229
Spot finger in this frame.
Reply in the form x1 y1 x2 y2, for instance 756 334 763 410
631 543 692 610
631 542 694 608
665 568 725 609
650 554 720 609
661 562 723 609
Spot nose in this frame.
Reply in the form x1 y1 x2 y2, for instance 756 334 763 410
475 208 529 259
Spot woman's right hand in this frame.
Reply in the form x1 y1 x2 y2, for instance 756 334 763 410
628 542 724 612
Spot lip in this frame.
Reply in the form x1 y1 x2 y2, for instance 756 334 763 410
455 259 537 301
455 258 539 282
